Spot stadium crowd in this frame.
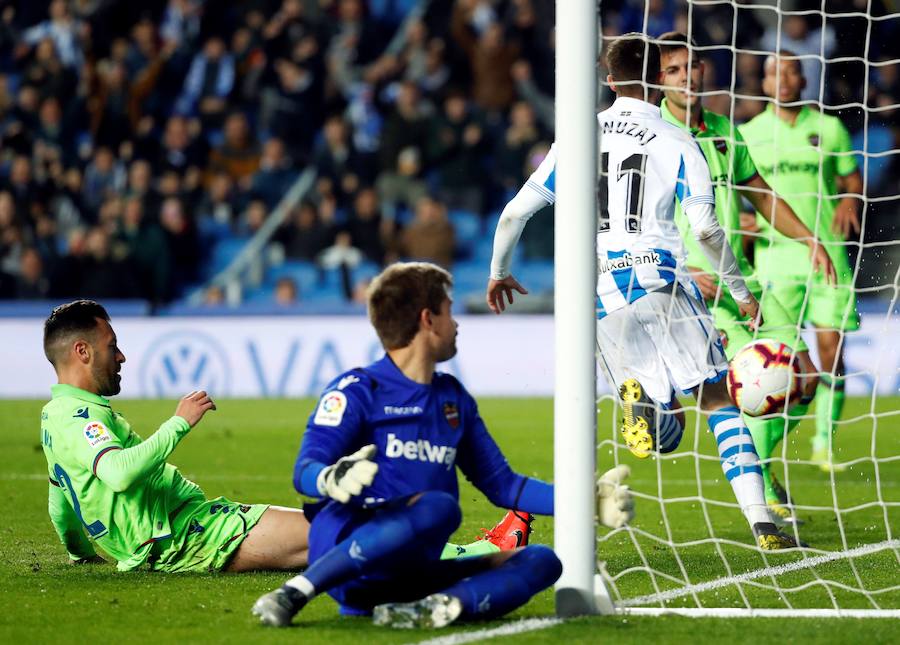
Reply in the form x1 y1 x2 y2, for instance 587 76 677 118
0 0 896 307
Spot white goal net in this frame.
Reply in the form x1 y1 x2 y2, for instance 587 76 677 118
590 0 900 618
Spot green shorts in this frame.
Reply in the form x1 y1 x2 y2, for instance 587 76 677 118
764 278 860 333
147 497 268 573
710 288 809 360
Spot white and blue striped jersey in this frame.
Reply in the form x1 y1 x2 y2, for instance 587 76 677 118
524 97 719 318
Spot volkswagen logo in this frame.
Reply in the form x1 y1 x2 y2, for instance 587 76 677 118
139 330 231 397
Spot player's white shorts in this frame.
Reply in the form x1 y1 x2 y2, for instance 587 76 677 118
596 285 728 404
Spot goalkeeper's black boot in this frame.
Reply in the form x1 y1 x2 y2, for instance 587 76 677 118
619 378 656 459
252 585 309 627
753 522 808 550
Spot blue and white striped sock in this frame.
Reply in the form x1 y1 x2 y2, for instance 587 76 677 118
656 398 684 453
709 406 770 527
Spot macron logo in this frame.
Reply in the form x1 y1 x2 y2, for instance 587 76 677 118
385 433 457 470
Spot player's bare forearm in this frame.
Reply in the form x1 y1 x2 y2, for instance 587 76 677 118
742 175 812 242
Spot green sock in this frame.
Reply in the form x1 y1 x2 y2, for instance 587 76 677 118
439 539 501 560
813 376 845 452
746 415 782 503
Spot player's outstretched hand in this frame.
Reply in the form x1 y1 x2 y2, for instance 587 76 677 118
737 295 763 331
486 275 528 314
596 465 634 528
807 240 837 286
175 390 217 428
317 444 379 504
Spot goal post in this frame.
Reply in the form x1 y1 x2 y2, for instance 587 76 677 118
553 0 900 621
552 0 600 617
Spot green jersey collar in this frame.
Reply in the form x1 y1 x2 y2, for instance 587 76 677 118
51 383 112 408
761 103 814 128
660 98 704 134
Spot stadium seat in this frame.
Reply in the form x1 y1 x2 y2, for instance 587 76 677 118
266 260 320 293
448 209 483 258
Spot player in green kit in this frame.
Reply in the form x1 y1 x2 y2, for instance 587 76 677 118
40 300 534 571
40 300 311 571
657 33 836 522
740 51 863 473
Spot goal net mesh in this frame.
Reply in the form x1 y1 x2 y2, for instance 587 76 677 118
594 0 900 614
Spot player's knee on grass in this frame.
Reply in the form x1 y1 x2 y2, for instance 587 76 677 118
512 545 563 590
408 490 462 542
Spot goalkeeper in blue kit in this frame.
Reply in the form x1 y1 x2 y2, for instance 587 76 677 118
252 262 635 628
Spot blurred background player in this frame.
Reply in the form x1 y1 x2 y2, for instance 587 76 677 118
657 32 837 524
252 262 634 627
740 52 864 472
486 34 800 550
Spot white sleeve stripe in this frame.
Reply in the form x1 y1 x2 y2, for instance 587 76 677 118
682 195 715 207
525 180 556 204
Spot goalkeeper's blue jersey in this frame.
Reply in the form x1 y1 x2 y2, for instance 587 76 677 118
293 355 535 510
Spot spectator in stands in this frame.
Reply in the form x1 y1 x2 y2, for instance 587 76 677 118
208 111 261 190
80 226 139 298
318 230 365 273
82 147 126 220
239 199 269 237
495 99 544 198
88 59 133 151
175 35 234 127
274 276 299 305
203 284 226 306
510 60 553 132
251 137 296 209
4 154 44 220
282 200 333 261
432 89 486 215
261 52 325 163
451 1 520 116
154 115 208 180
118 196 171 305
376 81 433 220
198 171 237 226
347 186 390 264
313 115 363 206
159 196 199 296
400 195 455 268
19 0 84 70
125 159 160 219
34 95 76 168
48 166 86 238
14 246 48 298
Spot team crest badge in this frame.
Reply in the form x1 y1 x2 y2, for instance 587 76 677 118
443 402 460 429
808 134 820 147
714 139 728 155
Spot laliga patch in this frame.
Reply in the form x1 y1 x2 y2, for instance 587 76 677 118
314 391 348 427
83 421 112 447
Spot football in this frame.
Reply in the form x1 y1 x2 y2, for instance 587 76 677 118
727 340 802 417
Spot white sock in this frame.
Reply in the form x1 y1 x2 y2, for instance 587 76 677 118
284 575 316 598
709 406 770 527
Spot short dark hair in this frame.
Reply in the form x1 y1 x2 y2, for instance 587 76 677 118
657 31 697 57
367 262 453 350
606 33 661 87
43 300 110 366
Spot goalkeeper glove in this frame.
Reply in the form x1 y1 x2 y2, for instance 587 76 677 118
316 444 379 503
596 465 634 528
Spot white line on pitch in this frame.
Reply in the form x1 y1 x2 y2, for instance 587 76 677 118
410 617 563 645
621 539 900 607
621 607 900 619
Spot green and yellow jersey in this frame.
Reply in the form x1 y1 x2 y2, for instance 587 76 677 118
41 384 201 570
738 104 857 278
663 98 759 287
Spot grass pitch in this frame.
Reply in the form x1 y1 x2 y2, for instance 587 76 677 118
1 396 897 644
